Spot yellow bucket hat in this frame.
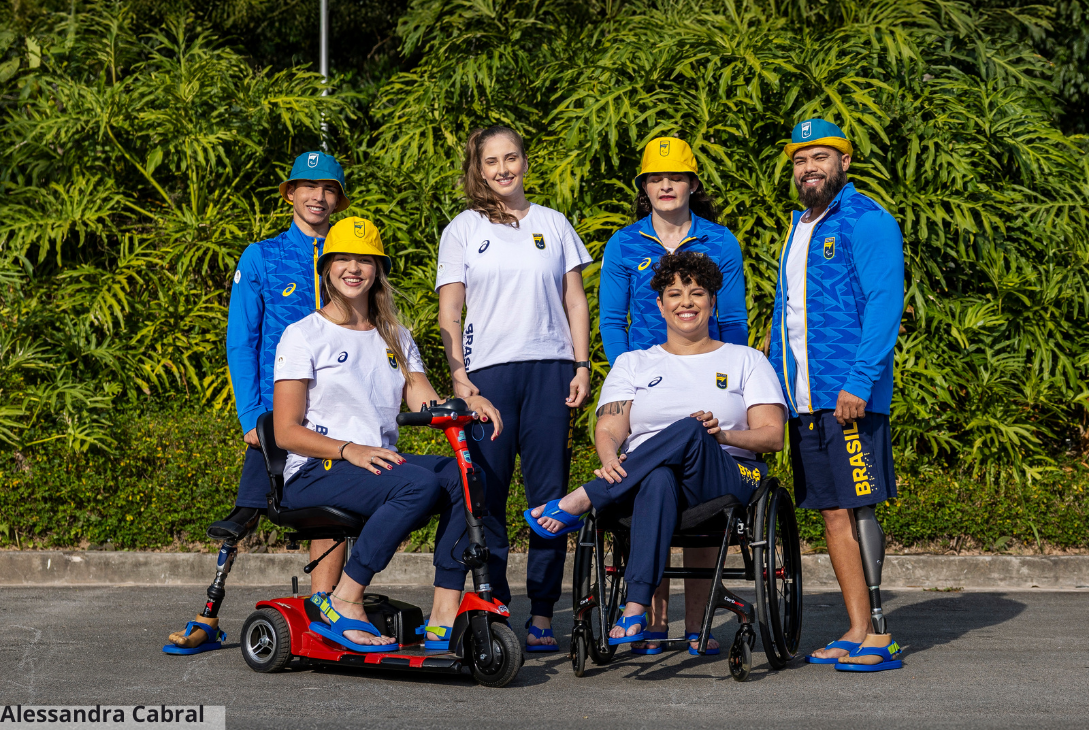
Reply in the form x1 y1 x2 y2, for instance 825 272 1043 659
317 217 392 274
634 137 699 189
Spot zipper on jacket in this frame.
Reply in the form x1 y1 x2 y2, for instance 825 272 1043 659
313 239 320 310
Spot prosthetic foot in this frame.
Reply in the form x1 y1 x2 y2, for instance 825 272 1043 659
837 506 902 671
163 507 262 655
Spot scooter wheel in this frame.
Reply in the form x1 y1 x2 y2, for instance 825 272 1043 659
470 622 523 688
728 628 753 683
571 632 588 677
241 608 292 673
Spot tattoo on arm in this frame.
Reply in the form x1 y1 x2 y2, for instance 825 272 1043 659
595 400 631 418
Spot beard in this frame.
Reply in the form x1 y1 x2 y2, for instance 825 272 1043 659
795 164 847 210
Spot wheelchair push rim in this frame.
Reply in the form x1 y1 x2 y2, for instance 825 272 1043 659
753 482 803 668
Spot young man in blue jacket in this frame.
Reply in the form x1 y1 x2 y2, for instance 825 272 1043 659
769 119 905 672
164 151 350 654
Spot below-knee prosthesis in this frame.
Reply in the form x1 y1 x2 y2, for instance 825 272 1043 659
200 506 262 620
853 505 887 634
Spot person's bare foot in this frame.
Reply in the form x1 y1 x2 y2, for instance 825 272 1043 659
685 629 720 653
327 595 396 646
608 602 647 641
837 633 898 665
810 628 867 660
526 615 557 648
631 622 667 652
530 488 592 533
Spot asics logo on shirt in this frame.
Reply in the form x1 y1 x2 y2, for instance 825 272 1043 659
337 352 348 363
648 376 662 387
282 282 296 296
533 234 546 250
637 257 652 271
716 372 728 389
478 240 490 253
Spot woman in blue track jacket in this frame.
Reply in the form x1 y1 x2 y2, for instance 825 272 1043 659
597 137 750 655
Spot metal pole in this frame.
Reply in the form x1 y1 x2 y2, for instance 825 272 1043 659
319 0 329 150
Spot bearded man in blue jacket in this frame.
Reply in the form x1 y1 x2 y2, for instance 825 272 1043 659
769 119 905 672
164 151 350 654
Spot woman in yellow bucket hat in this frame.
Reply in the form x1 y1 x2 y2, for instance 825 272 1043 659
597 136 750 656
271 216 507 651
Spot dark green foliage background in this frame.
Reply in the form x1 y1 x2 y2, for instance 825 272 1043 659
1 0 1088 551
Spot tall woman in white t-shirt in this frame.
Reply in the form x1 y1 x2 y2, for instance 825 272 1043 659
274 217 504 653
527 251 787 648
436 126 593 651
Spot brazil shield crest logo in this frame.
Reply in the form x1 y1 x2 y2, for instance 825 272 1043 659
716 372 728 389
354 220 367 237
533 234 546 250
823 237 835 259
659 139 670 156
386 348 398 369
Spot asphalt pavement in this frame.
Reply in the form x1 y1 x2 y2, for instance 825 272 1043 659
1 585 1087 729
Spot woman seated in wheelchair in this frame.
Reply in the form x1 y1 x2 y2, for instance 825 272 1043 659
527 250 786 647
273 217 503 653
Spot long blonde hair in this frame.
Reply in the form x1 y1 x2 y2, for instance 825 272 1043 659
460 125 527 227
319 259 411 374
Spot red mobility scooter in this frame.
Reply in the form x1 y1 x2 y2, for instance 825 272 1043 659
239 399 524 687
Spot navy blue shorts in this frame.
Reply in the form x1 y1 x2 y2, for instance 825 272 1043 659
235 447 270 509
789 410 896 510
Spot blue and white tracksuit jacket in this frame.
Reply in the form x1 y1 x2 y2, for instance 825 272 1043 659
227 221 324 434
599 214 748 365
768 183 905 418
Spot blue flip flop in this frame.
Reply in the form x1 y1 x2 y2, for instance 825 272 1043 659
525 619 560 652
608 613 648 646
686 632 721 656
835 640 903 672
416 623 453 651
524 499 584 539
631 631 668 655
162 620 225 655
805 639 862 664
308 593 398 654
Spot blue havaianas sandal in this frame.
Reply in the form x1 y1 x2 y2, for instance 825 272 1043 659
631 631 668 655
525 618 560 653
835 640 903 672
162 620 226 655
307 593 398 654
608 613 648 646
416 622 453 651
523 499 584 539
805 639 862 664
686 632 721 656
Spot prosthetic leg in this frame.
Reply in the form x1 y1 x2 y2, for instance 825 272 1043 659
835 506 902 671
853 505 886 634
163 507 262 655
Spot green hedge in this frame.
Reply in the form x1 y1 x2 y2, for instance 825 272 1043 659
0 402 1085 552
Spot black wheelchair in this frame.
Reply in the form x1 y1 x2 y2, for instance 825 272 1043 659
569 475 802 681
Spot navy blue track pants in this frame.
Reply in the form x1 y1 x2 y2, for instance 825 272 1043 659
581 417 761 607
283 453 503 589
468 359 575 618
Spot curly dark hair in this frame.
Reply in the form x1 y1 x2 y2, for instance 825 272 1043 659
634 173 720 221
649 250 723 296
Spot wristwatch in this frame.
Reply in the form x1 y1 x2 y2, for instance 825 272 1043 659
575 361 591 371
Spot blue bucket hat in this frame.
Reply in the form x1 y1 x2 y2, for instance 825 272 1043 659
279 151 350 213
784 119 854 159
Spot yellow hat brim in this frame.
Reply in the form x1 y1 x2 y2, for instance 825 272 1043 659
278 180 351 214
783 137 854 159
632 169 700 190
317 251 392 275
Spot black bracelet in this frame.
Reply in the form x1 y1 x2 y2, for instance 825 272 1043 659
575 360 591 371
339 441 352 459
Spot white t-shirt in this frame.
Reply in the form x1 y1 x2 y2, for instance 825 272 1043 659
274 312 425 482
783 211 827 412
596 344 787 460
435 204 593 372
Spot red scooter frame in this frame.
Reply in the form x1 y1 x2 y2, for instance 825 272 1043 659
241 399 524 687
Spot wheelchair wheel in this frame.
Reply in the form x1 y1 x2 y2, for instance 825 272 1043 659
241 608 292 673
728 625 754 682
753 483 803 669
571 632 588 677
571 514 622 667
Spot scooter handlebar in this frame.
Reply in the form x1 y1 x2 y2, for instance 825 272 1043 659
396 411 434 427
